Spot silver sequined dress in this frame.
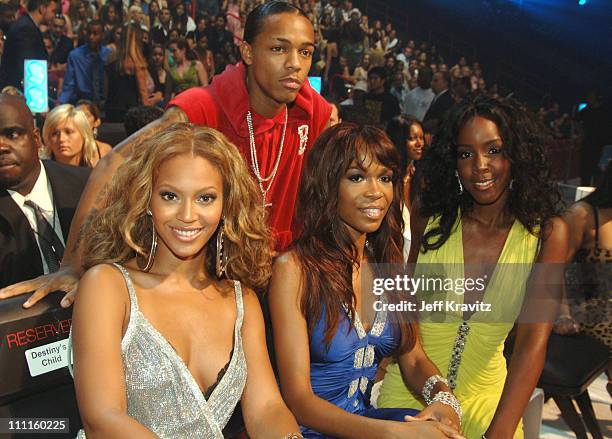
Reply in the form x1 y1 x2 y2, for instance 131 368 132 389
69 263 247 438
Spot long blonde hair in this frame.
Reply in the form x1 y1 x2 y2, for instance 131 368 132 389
81 123 274 290
42 104 98 168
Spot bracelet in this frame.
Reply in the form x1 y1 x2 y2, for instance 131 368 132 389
283 434 303 439
422 374 449 405
431 391 462 424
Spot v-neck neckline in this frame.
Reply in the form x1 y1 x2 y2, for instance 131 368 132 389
344 295 387 340
459 215 517 266
110 263 246 438
119 264 240 405
458 216 518 319
137 309 239 404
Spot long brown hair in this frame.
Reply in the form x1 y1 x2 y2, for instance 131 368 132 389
294 123 411 349
81 124 273 291
116 23 147 74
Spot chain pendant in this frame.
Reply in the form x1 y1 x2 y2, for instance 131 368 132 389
247 106 287 210
263 193 272 208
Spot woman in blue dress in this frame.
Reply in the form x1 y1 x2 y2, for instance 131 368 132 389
268 123 464 439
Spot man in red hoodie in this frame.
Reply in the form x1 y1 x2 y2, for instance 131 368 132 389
0 1 331 307
169 2 331 249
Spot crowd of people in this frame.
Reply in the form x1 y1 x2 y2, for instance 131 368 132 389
0 0 578 137
0 1 609 439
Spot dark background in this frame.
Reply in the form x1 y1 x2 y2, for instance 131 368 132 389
356 0 612 110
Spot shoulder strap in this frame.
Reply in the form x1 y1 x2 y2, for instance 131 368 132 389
68 263 138 378
112 263 140 312
233 280 244 329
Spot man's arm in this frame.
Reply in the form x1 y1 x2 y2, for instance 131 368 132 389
59 53 77 104
0 106 189 307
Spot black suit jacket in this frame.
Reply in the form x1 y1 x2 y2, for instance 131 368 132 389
51 35 74 65
0 161 90 288
152 24 170 46
0 14 47 89
423 89 454 125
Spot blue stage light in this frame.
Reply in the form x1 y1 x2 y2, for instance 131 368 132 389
24 59 48 113
578 0 587 5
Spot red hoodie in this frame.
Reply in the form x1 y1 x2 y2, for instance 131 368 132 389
169 63 331 251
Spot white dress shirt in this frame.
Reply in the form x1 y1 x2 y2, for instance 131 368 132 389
7 161 65 274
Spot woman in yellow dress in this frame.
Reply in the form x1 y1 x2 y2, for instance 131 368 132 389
377 95 568 438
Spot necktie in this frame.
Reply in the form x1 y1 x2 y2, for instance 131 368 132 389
24 200 64 273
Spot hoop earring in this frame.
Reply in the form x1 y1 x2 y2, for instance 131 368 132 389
455 170 464 195
137 210 157 272
216 218 228 278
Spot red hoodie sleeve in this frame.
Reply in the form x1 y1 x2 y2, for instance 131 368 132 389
167 87 218 127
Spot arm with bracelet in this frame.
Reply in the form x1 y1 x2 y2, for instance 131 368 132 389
392 207 462 430
396 328 462 431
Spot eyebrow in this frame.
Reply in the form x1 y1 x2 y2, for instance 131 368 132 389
274 37 315 48
157 184 219 192
456 137 502 147
347 163 392 172
0 125 27 133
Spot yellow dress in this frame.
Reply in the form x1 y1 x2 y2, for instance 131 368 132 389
377 215 539 439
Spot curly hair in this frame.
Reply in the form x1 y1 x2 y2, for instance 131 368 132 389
420 95 560 252
294 123 411 349
42 104 99 168
81 123 273 291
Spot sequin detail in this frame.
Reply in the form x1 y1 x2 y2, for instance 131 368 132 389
447 320 470 390
359 376 369 394
363 344 375 368
352 310 367 339
343 295 388 339
369 295 387 337
70 264 246 438
348 379 359 397
353 347 365 368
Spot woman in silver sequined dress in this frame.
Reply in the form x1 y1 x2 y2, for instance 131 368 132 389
69 124 302 438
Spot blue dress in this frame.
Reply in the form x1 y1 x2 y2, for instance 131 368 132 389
303 303 419 438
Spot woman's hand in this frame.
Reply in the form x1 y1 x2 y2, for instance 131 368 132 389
387 420 465 439
0 265 79 308
405 402 461 432
148 91 163 104
553 315 580 335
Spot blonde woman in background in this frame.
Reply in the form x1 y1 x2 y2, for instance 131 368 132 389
42 104 106 168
